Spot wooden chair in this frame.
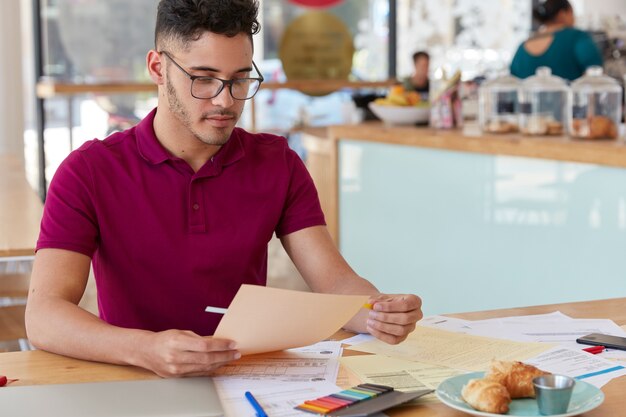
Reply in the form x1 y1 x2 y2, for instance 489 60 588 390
0 273 29 351
0 272 29 300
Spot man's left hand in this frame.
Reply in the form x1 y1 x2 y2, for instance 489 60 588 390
366 294 423 344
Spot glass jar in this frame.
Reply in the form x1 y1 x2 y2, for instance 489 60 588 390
570 66 622 140
519 67 569 136
478 73 521 134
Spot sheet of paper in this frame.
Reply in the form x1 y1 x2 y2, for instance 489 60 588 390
351 326 553 371
526 346 626 388
418 312 572 334
215 380 341 417
213 342 344 416
340 333 375 346
459 314 626 363
418 315 473 333
336 362 363 389
466 318 626 345
212 341 342 384
466 311 574 326
213 285 368 355
341 354 465 404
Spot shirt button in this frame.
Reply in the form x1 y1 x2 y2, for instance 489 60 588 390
192 203 200 210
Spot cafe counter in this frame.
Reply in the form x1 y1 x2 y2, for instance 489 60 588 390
301 123 626 316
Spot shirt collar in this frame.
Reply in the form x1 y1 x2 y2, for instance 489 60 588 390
212 128 244 168
136 108 245 168
136 108 170 165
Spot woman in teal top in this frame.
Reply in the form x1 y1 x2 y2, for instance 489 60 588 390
510 0 602 81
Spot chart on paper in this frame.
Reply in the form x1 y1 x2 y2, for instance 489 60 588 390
212 341 341 383
214 358 337 382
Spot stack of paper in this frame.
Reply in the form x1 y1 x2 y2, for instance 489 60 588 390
346 312 626 389
213 341 343 417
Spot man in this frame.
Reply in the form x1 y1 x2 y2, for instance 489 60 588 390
403 51 430 98
26 0 422 378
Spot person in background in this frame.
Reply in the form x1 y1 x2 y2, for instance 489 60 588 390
402 51 430 99
510 0 602 81
25 0 422 378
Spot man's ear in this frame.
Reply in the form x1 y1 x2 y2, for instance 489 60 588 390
146 50 165 85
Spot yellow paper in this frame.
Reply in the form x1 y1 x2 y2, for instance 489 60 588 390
213 285 368 355
341 354 464 403
350 325 553 371
342 354 464 391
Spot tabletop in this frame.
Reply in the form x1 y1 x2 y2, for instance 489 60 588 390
0 297 624 416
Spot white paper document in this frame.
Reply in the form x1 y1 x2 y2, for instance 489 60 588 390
212 341 342 384
422 312 626 364
216 380 341 417
467 317 626 345
418 315 473 333
213 341 344 417
526 345 626 388
455 311 626 364
340 333 376 346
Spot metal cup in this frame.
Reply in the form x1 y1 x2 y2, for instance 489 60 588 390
533 375 575 415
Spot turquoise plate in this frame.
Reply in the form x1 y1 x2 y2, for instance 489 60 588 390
436 372 604 417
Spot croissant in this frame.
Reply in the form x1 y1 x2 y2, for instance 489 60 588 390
485 360 549 398
461 378 511 414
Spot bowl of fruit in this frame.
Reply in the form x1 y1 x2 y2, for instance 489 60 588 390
368 85 430 125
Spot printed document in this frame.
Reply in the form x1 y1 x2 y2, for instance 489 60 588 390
341 354 465 403
213 341 342 384
351 326 552 371
213 342 344 417
526 346 626 388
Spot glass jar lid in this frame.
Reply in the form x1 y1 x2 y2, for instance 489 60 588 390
481 72 521 91
521 66 568 92
571 66 621 93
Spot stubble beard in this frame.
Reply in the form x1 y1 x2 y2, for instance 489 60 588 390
165 78 240 147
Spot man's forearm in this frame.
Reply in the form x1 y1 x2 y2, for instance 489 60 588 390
26 297 151 367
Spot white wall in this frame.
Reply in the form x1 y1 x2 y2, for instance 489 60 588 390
581 0 626 15
577 0 626 31
0 1 25 159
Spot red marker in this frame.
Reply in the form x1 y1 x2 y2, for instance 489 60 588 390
582 345 605 354
0 376 18 387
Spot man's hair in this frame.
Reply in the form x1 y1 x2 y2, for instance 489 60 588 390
533 0 572 24
155 0 260 49
412 51 429 63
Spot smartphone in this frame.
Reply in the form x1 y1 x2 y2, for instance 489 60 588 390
576 333 626 351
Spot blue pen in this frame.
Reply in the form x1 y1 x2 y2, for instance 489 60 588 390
245 391 268 417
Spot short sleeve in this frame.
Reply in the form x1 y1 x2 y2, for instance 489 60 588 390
36 149 100 257
574 32 603 71
510 44 525 79
275 150 326 237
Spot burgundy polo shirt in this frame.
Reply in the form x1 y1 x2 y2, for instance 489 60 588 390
37 108 325 335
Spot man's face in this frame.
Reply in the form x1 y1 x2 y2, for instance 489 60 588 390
162 32 254 147
414 56 429 77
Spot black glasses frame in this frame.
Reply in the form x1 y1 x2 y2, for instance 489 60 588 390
159 51 264 101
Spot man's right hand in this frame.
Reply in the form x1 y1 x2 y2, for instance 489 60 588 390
140 329 240 377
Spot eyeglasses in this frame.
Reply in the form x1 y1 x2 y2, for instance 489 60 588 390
159 51 264 101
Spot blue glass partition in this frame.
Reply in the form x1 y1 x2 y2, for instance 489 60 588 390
339 139 626 316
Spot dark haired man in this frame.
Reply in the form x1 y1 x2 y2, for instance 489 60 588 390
403 51 430 96
26 0 423 377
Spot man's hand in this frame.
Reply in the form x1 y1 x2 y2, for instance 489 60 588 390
366 294 423 344
140 330 240 377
